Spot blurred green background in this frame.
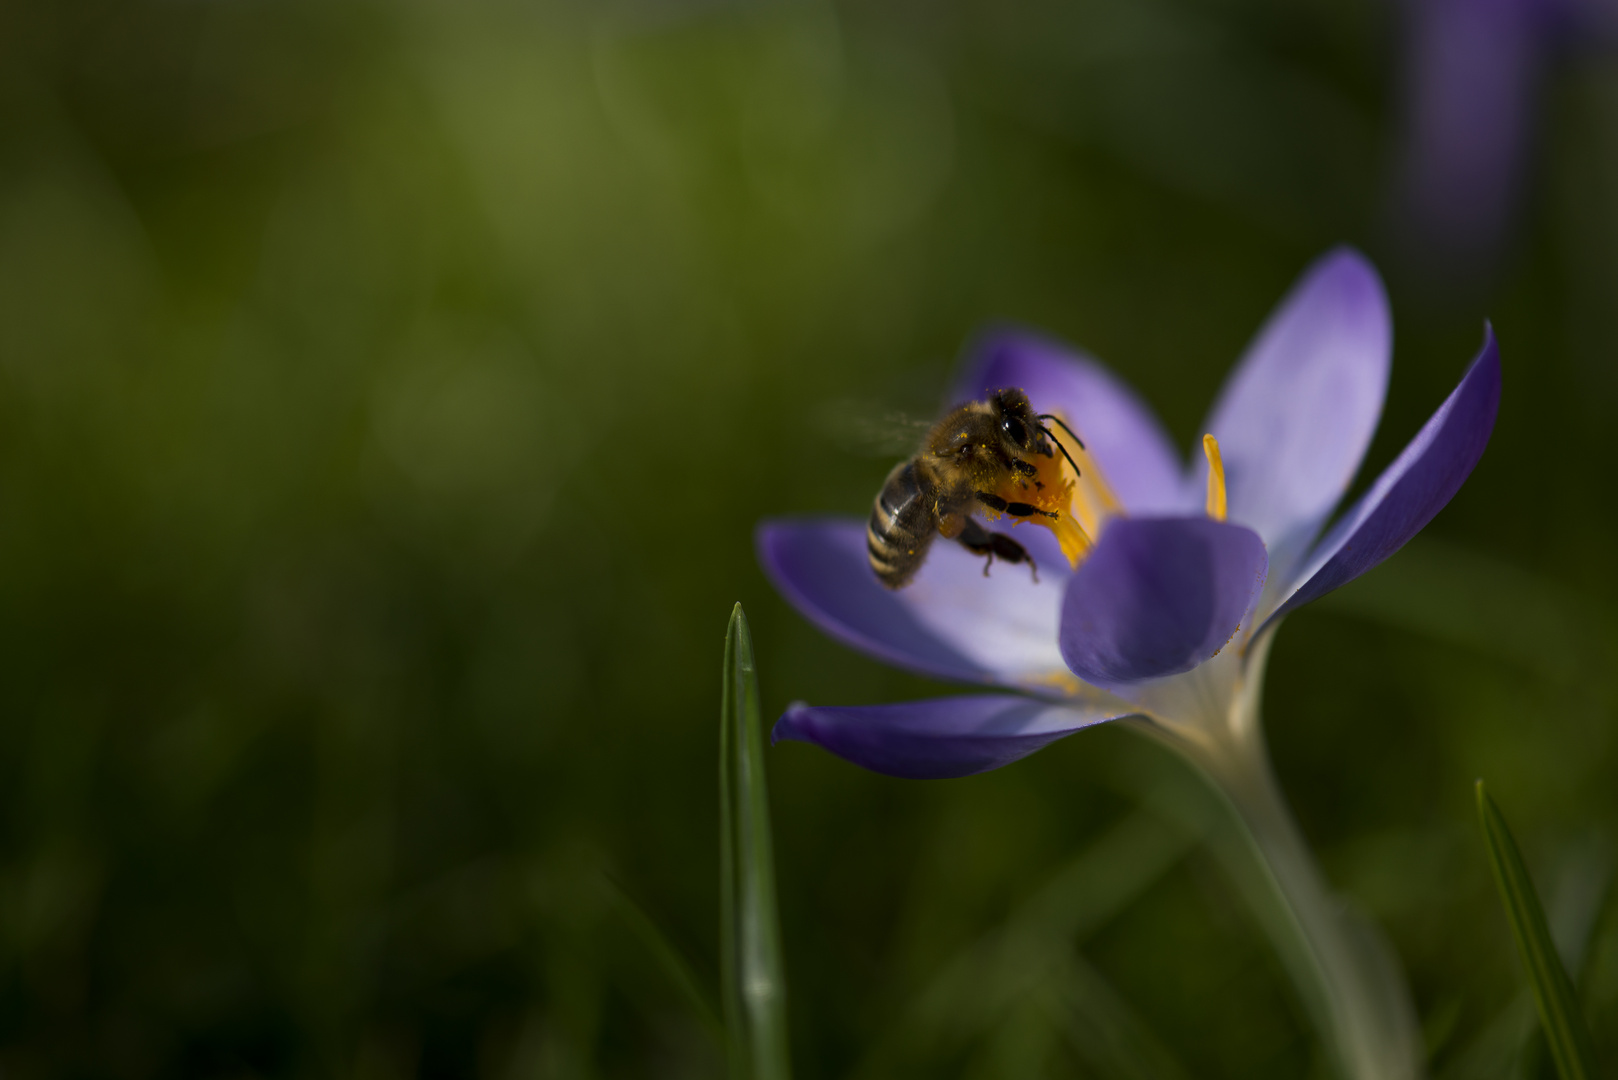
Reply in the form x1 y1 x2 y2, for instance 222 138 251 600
1 0 1615 1075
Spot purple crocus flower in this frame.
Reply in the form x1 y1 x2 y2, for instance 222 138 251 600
757 249 1501 781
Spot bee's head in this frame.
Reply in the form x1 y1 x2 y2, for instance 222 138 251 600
988 388 1045 454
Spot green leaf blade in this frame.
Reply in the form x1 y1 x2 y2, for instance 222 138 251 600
721 603 792 1080
1474 780 1599 1080
602 874 724 1047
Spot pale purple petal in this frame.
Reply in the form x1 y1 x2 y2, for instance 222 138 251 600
1202 249 1392 582
758 519 1078 689
1059 517 1268 687
772 694 1133 778
1263 326 1501 629
954 329 1190 514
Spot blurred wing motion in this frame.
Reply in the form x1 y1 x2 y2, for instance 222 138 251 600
812 398 932 457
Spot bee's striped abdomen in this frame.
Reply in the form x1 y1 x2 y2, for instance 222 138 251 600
868 460 937 589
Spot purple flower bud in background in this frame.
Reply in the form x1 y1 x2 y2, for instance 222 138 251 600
1388 0 1614 282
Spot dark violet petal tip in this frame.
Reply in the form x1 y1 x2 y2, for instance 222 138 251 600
1059 517 1268 686
771 695 1133 779
1265 325 1502 629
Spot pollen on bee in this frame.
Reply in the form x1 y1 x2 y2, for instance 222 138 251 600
981 443 1092 569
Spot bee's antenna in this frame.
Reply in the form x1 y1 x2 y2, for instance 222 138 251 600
1038 423 1083 479
1037 414 1086 450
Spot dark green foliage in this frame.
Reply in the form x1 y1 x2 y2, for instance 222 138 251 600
1476 782 1599 1080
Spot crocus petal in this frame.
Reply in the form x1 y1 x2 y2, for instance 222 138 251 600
954 329 1189 514
772 694 1134 779
758 519 1076 689
1201 249 1392 580
1262 325 1501 630
1059 517 1268 686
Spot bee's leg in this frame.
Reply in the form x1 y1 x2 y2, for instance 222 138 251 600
974 492 1059 521
957 519 1038 584
1010 458 1039 478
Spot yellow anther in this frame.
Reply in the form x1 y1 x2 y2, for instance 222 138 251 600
1047 510 1093 568
1021 669 1084 696
1203 433 1227 522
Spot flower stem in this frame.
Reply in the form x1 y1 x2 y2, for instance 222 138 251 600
1200 734 1424 1080
1135 639 1424 1080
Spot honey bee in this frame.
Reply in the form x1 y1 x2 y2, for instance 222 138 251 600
866 388 1084 589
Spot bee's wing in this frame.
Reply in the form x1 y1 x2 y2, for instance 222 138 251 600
812 398 932 457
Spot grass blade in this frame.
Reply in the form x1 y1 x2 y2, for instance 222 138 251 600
1046 954 1193 1080
1475 780 1598 1080
720 604 791 1080
602 874 724 1047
